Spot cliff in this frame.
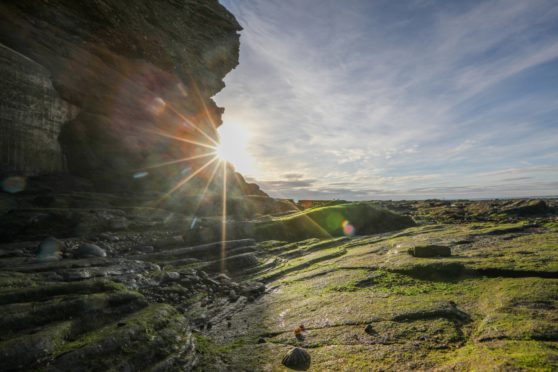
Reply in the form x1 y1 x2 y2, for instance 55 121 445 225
0 0 261 197
0 5 298 368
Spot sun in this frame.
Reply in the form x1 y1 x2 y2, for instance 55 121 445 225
215 122 255 175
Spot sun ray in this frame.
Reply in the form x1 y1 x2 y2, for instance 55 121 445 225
191 159 221 216
165 102 219 147
260 185 333 239
220 161 228 273
144 128 217 150
156 156 219 204
139 152 216 170
189 80 220 135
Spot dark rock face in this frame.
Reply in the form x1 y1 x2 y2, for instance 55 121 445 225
0 44 77 174
502 199 550 217
0 230 269 370
0 0 241 192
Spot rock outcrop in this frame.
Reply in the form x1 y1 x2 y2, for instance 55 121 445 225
0 44 76 174
0 0 240 191
0 0 292 219
0 228 270 370
0 4 295 367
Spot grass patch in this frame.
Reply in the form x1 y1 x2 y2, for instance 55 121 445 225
327 269 474 296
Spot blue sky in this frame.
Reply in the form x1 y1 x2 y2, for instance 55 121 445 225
216 0 558 200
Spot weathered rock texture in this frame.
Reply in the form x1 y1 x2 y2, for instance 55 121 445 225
0 44 76 174
0 0 259 195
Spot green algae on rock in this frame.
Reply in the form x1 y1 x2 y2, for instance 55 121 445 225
250 202 416 242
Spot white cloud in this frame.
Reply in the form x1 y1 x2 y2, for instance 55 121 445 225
216 0 558 199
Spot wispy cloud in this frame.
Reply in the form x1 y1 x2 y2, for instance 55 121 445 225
217 0 558 199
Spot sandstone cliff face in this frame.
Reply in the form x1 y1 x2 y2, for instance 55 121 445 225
0 0 250 194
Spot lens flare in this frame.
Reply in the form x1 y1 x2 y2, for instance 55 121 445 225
1 176 26 193
342 220 355 236
220 161 228 273
133 171 149 179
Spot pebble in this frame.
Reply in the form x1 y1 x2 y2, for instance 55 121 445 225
206 278 220 287
135 245 155 253
216 273 232 282
64 270 92 281
165 271 180 281
36 237 63 261
364 324 377 335
99 232 119 242
75 243 107 258
228 289 239 302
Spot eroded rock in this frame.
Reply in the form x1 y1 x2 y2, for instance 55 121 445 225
282 347 311 371
408 245 451 258
75 243 107 258
36 237 63 261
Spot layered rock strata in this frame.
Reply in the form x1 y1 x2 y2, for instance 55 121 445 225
0 0 260 197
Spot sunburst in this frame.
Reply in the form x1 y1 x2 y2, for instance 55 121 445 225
145 120 236 273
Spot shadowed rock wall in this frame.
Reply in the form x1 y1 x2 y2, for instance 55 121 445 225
0 0 246 193
0 44 76 174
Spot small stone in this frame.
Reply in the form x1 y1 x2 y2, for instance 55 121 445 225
99 232 119 242
240 281 266 297
165 271 180 281
75 243 107 258
199 270 209 280
135 245 155 253
216 273 232 282
36 237 63 261
364 324 377 335
64 270 92 281
228 289 238 301
206 278 220 287
282 347 311 371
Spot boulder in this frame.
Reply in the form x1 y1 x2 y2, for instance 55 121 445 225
75 243 107 258
36 237 63 261
282 347 311 371
503 199 550 216
408 245 451 258
364 324 377 335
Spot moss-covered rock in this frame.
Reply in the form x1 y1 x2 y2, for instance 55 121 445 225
251 202 416 242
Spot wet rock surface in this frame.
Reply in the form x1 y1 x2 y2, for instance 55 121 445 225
192 199 558 371
0 195 557 370
0 230 268 371
2 0 557 369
